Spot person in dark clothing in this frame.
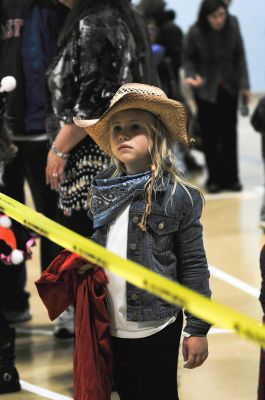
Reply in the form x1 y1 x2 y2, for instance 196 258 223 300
184 0 250 193
156 10 183 100
258 245 265 400
0 0 67 322
45 0 158 336
46 0 158 223
156 9 204 174
139 2 204 175
250 96 265 229
137 2 182 100
0 311 20 394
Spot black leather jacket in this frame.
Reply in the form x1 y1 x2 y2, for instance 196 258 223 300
46 5 157 140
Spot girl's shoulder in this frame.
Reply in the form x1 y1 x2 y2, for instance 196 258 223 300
175 182 202 203
163 180 203 211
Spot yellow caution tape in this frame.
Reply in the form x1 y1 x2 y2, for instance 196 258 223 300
0 192 264 348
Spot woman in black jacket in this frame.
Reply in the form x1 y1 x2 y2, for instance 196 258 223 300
184 0 250 193
45 0 157 231
45 0 158 337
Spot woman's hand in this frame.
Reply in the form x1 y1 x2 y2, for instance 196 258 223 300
45 123 87 190
182 336 208 369
77 263 98 275
185 75 205 88
46 149 67 190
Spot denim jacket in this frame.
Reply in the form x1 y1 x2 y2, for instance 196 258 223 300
91 172 211 336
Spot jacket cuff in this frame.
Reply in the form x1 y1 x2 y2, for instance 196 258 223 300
184 320 211 336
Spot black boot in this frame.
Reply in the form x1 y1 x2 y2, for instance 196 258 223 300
0 327 21 394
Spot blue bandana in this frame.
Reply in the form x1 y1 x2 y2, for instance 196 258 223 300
91 171 151 228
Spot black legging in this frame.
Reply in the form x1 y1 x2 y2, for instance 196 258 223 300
196 86 239 187
111 311 183 400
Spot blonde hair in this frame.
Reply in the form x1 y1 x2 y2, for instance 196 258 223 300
109 109 204 231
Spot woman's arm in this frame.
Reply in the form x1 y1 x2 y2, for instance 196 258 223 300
234 17 250 93
183 27 205 88
46 123 87 190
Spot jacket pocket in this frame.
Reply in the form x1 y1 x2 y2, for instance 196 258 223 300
146 213 180 268
147 213 180 236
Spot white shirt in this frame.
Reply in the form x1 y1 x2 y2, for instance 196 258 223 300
105 204 176 338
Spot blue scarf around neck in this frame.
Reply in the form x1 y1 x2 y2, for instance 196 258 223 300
91 171 151 229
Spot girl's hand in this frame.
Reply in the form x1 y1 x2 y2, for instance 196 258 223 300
182 336 208 369
46 149 67 190
77 263 97 275
185 75 205 88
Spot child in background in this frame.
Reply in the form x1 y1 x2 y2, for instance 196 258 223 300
74 83 211 400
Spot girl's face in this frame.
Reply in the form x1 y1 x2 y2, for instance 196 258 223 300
207 7 227 30
110 110 153 175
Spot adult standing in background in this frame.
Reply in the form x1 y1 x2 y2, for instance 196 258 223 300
46 0 158 227
138 0 204 174
0 0 67 323
184 0 250 193
258 245 265 400
45 0 158 336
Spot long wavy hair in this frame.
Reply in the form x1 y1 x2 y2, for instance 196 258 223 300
110 110 203 231
198 0 228 32
58 0 144 51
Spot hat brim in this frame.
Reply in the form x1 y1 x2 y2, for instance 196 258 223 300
74 92 188 155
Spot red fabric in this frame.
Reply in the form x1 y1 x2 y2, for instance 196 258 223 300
35 250 113 400
258 315 265 400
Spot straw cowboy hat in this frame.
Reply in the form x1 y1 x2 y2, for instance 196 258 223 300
74 83 189 155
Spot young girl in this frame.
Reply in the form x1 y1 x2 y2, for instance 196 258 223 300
74 83 211 400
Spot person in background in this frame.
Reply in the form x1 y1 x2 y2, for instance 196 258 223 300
0 0 67 323
258 245 265 400
0 310 20 394
138 0 204 174
184 0 250 193
45 0 158 337
74 82 211 400
250 95 265 229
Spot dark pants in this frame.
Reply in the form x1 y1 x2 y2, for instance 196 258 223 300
111 311 183 400
0 140 58 311
196 87 239 186
0 309 10 340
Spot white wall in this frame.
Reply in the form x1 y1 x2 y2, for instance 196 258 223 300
134 0 265 93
